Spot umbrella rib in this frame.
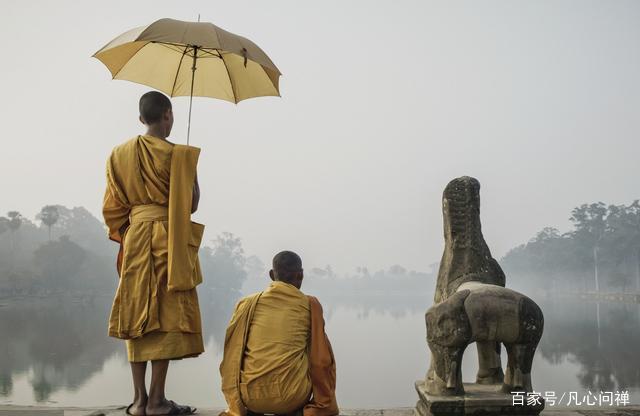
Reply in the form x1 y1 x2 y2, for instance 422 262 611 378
199 48 223 58
161 43 188 54
219 53 239 104
153 41 193 49
110 43 149 80
170 45 190 97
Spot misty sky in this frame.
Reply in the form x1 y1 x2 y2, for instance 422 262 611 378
1 0 639 274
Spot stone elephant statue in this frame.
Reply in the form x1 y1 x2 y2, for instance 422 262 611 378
424 282 544 396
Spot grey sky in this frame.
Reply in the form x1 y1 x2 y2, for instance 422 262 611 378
1 0 638 273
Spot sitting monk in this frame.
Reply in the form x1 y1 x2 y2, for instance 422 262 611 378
219 251 339 416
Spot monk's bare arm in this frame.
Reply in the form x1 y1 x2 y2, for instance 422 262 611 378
305 296 339 416
191 174 200 214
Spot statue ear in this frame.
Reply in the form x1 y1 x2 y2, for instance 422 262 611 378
449 289 471 307
435 292 467 326
430 289 472 346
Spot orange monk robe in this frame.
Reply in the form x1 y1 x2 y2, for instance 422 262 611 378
102 134 205 362
306 296 338 416
219 281 339 416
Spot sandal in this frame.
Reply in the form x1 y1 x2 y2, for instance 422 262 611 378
126 403 146 416
166 400 197 415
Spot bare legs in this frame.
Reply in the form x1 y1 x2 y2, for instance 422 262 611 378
146 360 171 414
129 362 148 416
129 359 195 415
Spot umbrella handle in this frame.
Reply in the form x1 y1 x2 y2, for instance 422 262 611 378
187 45 198 145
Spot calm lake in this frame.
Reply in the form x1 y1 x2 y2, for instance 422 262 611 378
1 290 639 408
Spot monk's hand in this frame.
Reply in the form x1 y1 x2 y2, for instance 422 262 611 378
191 174 200 213
118 220 130 239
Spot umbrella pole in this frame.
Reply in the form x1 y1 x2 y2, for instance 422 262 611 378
187 45 198 145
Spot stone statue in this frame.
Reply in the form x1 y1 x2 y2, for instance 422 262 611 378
425 282 544 395
431 176 510 389
418 176 544 415
434 176 505 304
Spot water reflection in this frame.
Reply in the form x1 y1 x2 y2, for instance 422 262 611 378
1 291 639 406
537 297 640 392
0 298 119 401
0 287 239 404
314 292 428 321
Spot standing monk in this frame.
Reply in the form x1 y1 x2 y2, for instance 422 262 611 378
103 91 205 416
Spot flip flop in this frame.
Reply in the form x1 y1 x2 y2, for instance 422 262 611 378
126 403 146 416
167 400 196 415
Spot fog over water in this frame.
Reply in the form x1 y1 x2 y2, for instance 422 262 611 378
2 0 640 273
1 1 640 408
2 294 640 407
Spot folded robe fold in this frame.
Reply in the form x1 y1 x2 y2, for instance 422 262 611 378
102 135 205 351
305 296 339 416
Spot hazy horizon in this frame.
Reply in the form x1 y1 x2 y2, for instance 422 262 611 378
1 0 639 273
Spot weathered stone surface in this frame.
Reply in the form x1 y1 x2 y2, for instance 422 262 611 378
434 176 505 304
422 177 544 400
1 405 639 416
415 380 544 416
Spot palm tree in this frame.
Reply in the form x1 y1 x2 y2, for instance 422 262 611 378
606 201 640 291
6 211 22 252
570 203 608 293
37 205 60 241
0 216 8 253
0 217 8 236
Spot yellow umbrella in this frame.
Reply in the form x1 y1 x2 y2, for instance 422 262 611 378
93 18 281 143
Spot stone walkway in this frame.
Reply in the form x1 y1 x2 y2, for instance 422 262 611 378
1 406 640 416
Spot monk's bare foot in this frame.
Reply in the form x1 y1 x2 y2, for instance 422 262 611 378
126 400 147 416
146 399 196 415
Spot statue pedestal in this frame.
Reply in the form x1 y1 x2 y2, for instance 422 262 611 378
415 381 544 416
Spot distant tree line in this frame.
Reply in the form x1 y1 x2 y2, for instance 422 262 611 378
242 262 436 296
0 205 250 299
0 206 115 297
6 199 637 299
502 201 640 294
308 264 435 294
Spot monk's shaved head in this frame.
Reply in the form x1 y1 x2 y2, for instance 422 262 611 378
271 251 303 288
139 91 172 125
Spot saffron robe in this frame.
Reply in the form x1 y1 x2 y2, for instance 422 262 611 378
220 281 339 416
102 134 205 361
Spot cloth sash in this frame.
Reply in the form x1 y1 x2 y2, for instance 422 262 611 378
129 204 168 223
167 144 204 291
221 293 263 416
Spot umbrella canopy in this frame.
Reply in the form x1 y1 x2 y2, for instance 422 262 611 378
94 18 281 143
93 18 281 104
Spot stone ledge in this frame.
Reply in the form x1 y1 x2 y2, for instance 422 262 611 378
415 380 545 416
0 407 416 416
0 405 638 416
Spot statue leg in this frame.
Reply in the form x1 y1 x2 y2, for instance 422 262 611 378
503 343 515 393
475 341 504 384
503 343 535 392
425 344 466 396
425 351 439 392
